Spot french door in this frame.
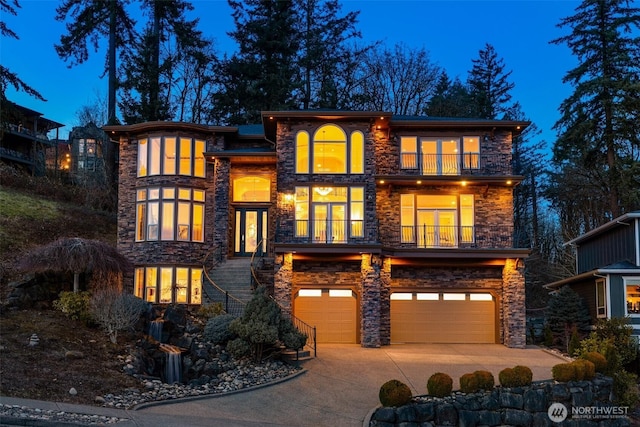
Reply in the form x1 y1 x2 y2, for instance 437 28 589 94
416 209 457 248
312 203 346 243
234 208 267 256
421 139 459 175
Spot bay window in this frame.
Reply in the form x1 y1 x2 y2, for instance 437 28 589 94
134 266 202 305
136 187 205 242
137 136 206 178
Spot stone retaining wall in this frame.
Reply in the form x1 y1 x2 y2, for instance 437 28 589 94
369 376 630 426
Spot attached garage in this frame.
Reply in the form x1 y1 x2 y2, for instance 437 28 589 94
294 288 357 343
391 292 496 343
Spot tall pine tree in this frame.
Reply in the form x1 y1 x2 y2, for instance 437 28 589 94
550 0 640 228
466 43 515 120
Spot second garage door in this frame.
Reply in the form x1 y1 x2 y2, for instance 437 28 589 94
294 288 357 343
391 292 496 343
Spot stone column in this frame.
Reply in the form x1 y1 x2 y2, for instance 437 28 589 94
380 257 391 345
502 258 526 348
213 158 230 259
274 252 293 314
360 254 382 348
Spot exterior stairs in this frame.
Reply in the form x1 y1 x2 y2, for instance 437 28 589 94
205 257 255 304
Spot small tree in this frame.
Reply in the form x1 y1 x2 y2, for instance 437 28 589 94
229 286 306 362
545 285 591 353
90 288 147 344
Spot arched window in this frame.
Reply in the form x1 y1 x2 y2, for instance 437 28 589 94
313 124 347 173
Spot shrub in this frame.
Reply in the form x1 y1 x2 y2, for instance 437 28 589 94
581 351 607 373
53 291 91 323
513 365 533 386
203 314 236 345
543 324 554 347
499 368 517 387
473 370 495 390
576 318 638 374
379 379 412 407
197 303 223 320
545 286 591 353
279 315 307 350
573 359 595 381
226 337 251 359
459 373 479 393
552 363 576 382
613 370 639 408
90 289 147 344
427 372 453 398
568 326 581 356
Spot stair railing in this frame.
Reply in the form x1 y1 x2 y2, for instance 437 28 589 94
250 240 317 357
201 268 246 317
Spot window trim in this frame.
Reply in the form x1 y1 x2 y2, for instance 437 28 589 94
624 276 640 317
295 124 364 175
136 135 206 178
595 278 607 318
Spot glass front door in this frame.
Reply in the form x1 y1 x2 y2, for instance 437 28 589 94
416 209 457 248
234 208 267 256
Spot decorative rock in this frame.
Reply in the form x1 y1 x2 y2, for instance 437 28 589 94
94 396 106 404
69 388 77 396
65 350 85 359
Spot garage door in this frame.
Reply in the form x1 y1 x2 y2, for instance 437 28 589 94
391 292 495 343
294 289 357 343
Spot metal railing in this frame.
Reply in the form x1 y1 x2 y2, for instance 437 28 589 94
250 239 317 357
281 219 372 245
201 247 246 317
399 152 513 176
388 225 527 249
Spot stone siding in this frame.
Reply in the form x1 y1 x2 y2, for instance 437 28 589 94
369 377 629 427
503 258 526 348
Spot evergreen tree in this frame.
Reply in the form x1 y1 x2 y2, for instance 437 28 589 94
212 0 299 125
55 0 136 124
0 0 45 101
425 72 474 117
545 285 591 352
466 43 515 119
550 0 640 226
119 0 209 123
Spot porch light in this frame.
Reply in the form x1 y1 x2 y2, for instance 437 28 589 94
461 181 467 186
283 193 294 202
379 180 385 184
506 180 512 185
416 180 422 185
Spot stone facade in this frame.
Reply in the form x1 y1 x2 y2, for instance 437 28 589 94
108 113 528 349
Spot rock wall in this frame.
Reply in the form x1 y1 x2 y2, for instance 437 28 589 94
369 376 630 427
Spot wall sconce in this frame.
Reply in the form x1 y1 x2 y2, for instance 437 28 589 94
283 193 294 203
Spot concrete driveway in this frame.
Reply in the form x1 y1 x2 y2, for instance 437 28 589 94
135 344 567 427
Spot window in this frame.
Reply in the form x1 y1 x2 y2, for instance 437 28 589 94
399 135 481 175
596 279 607 318
294 186 365 243
134 266 202 305
137 136 206 178
233 176 271 202
625 278 640 316
136 187 205 242
400 194 474 247
296 124 363 174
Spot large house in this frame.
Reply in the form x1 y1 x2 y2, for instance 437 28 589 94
546 211 640 336
104 111 530 348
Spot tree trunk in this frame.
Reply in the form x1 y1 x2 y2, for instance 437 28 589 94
73 272 80 293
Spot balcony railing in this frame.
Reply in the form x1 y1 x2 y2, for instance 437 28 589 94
278 219 373 244
392 225 523 249
277 221 527 250
400 153 513 176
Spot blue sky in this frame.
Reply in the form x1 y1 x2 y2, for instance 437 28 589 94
3 0 580 145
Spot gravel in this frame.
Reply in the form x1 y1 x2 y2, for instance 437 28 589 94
0 359 302 425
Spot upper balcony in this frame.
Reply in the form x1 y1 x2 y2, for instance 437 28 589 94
398 152 513 177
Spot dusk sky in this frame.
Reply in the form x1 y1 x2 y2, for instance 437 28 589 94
3 0 582 149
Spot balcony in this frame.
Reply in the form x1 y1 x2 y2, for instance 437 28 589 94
276 221 528 250
399 153 512 176
389 225 525 249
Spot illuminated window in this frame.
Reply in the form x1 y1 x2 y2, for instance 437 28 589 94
463 136 480 169
136 187 205 242
135 266 203 305
596 279 606 318
400 136 418 169
400 194 474 247
295 131 309 173
624 278 640 316
294 186 364 242
233 176 271 202
296 124 363 175
136 136 206 178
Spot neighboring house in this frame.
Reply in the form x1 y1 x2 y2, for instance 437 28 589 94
104 111 530 348
546 211 640 336
67 123 118 186
0 101 64 176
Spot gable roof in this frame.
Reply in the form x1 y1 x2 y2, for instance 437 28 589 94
567 211 640 246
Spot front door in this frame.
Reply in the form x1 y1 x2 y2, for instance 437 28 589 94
234 208 267 256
